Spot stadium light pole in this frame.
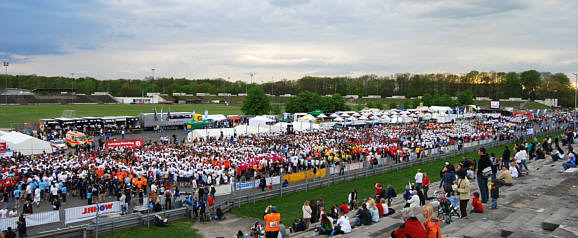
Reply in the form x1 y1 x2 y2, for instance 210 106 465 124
3 61 8 112
246 72 256 95
151 68 156 95
71 73 75 104
574 73 577 126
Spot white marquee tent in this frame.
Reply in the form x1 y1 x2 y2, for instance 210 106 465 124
248 116 275 127
0 131 52 155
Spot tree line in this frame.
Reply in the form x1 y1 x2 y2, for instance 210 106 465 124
3 70 574 106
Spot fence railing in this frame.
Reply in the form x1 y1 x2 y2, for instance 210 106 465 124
34 124 567 238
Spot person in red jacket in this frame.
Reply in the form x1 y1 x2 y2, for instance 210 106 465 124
423 172 431 200
471 192 484 213
391 208 426 238
339 201 349 214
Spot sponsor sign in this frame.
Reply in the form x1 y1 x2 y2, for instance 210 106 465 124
0 142 5 151
65 202 122 224
0 211 60 230
105 139 144 149
490 101 500 109
235 181 255 191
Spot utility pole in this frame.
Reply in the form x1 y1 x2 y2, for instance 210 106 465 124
71 73 75 104
246 72 256 94
3 61 8 112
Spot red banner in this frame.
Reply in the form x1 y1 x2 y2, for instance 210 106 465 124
0 142 6 152
105 139 143 149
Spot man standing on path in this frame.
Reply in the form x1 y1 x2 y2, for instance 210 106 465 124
264 205 280 238
477 148 491 203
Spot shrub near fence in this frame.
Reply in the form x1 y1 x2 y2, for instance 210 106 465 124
35 123 568 237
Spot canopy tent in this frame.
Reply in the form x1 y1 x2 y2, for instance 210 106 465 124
184 120 213 131
317 114 327 119
297 114 316 122
248 116 275 126
309 109 324 115
0 131 52 155
333 117 344 122
187 128 236 141
227 115 242 120
204 114 227 121
329 113 339 118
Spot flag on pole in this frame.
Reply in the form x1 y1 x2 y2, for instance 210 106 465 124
160 107 164 121
154 107 158 121
167 107 171 121
204 109 208 120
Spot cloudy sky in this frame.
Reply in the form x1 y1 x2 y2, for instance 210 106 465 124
1 0 577 82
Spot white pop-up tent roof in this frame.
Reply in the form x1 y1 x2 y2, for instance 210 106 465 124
0 131 52 155
248 116 275 126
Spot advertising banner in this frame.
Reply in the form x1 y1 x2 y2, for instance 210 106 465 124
234 181 255 191
65 202 122 224
0 142 5 151
0 211 60 231
105 139 144 149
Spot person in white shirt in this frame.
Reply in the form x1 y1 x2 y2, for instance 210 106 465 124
408 190 421 208
415 169 423 190
509 163 519 178
8 208 18 217
333 211 351 235
0 206 8 218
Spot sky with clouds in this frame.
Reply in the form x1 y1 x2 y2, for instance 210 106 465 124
1 0 577 83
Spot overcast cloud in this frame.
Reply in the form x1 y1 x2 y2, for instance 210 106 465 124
1 0 577 82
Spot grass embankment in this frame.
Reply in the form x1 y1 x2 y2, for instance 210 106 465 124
103 220 200 238
232 132 561 226
0 104 241 128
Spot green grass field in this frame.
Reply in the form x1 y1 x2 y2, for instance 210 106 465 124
232 132 561 226
0 104 241 128
103 220 200 238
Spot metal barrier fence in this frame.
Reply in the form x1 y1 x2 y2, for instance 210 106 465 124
34 124 567 238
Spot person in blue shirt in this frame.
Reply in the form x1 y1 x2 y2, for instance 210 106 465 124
61 186 67 203
563 147 577 171
13 188 21 208
87 185 93 205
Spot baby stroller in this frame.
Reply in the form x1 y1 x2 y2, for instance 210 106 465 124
250 222 265 238
153 214 169 227
432 191 460 224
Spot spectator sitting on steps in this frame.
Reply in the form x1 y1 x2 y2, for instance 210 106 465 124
391 208 426 238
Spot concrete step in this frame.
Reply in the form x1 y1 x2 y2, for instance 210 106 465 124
501 207 536 237
542 208 574 231
549 208 578 237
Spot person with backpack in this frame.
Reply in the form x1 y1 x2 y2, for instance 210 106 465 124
385 185 397 206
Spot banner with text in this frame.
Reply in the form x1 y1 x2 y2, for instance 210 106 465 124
105 139 144 149
0 210 60 231
65 201 122 224
235 181 255 191
0 142 6 151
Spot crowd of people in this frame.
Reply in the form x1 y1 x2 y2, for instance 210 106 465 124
245 112 574 238
0 111 572 238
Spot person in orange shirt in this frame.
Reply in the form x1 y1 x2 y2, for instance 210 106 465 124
263 205 280 238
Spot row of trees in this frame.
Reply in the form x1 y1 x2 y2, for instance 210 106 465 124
3 70 575 106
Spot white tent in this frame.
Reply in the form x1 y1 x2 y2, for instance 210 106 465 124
333 117 344 122
0 131 52 155
204 114 227 121
248 116 274 126
358 115 368 120
329 113 339 118
297 114 316 122
317 114 327 119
